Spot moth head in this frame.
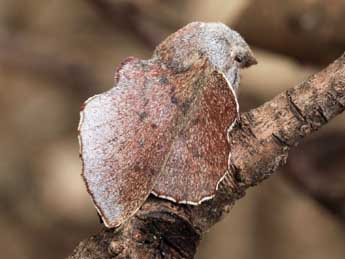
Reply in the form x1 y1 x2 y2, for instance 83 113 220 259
153 22 257 92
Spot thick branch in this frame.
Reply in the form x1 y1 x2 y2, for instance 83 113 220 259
68 54 345 258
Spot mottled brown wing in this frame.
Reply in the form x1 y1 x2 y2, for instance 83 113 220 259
78 57 207 227
152 71 238 204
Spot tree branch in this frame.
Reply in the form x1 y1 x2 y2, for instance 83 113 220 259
68 54 345 258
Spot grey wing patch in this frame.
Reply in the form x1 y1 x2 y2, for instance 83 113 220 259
78 58 205 227
79 59 180 227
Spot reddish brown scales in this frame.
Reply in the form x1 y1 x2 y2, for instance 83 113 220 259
79 56 233 227
152 71 238 204
78 22 255 228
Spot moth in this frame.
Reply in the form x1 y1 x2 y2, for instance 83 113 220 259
78 22 256 228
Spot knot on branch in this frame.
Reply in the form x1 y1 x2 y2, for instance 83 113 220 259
102 204 200 259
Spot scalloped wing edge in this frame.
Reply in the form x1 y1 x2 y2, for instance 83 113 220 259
78 93 148 228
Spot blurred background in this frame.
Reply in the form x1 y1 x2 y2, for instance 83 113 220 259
0 0 344 258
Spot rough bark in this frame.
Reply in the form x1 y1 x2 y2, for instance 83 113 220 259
68 54 345 259
233 0 345 65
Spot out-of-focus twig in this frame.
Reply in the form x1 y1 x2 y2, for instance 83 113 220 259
233 0 345 65
284 133 345 222
85 0 165 49
0 36 97 99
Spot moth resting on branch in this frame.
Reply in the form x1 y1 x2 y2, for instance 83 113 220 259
78 22 257 228
71 19 345 259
